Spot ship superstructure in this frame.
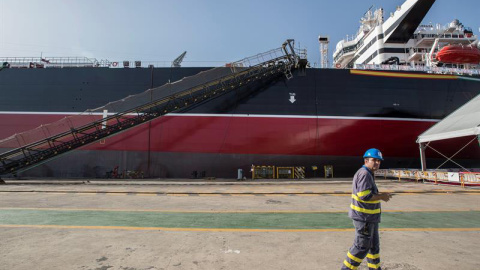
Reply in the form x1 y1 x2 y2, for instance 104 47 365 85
333 0 480 73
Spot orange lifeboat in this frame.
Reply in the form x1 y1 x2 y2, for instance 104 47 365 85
436 45 480 64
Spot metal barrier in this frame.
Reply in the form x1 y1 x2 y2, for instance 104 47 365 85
436 172 450 182
277 167 294 179
275 166 306 179
294 167 305 179
252 165 275 180
375 169 480 187
324 165 334 178
460 172 480 188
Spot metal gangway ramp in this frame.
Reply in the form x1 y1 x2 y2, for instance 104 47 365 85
0 40 302 177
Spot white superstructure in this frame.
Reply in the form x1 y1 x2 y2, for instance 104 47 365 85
333 0 479 70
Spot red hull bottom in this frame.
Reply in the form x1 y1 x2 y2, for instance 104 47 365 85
1 113 479 178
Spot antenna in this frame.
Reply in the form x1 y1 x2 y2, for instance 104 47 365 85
364 5 374 16
318 36 329 68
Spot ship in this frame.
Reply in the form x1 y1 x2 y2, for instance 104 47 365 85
0 0 479 179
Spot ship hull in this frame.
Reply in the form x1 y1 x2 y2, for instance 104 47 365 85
0 68 479 178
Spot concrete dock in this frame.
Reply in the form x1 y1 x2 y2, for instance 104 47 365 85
1 178 479 270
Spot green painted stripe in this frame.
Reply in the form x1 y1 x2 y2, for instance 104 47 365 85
0 209 479 230
2 224 478 233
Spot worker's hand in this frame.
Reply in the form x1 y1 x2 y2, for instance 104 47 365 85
380 193 393 202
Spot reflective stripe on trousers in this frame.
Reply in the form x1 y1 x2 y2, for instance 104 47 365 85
341 220 381 270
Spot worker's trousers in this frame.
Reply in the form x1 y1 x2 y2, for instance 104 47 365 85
341 220 381 270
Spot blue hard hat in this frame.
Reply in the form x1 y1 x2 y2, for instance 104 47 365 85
363 148 384 160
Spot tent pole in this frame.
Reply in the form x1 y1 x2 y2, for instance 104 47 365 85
419 143 427 171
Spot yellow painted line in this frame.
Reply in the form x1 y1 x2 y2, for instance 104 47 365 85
0 224 352 232
380 228 480 232
3 190 479 196
382 209 480 213
0 224 479 233
350 69 457 80
168 194 189 197
0 207 346 213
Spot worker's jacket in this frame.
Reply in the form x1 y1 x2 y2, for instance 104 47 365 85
348 166 381 223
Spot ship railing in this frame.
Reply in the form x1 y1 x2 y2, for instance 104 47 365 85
228 48 287 72
2 57 299 69
354 64 480 76
413 33 478 43
227 39 299 73
295 48 307 61
0 57 257 69
375 169 480 188
0 57 107 68
113 61 230 68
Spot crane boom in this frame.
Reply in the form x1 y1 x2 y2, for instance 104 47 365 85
172 51 187 67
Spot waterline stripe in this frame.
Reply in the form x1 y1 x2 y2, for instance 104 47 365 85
0 111 440 123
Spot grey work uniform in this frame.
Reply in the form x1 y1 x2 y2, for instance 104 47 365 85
341 166 382 270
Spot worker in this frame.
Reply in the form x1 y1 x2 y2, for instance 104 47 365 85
341 148 393 270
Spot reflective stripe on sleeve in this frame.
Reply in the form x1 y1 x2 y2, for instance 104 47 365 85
350 204 381 214
356 190 371 197
352 194 380 204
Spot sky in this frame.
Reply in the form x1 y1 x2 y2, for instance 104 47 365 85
0 0 479 67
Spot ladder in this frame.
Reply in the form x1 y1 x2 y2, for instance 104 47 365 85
0 40 301 176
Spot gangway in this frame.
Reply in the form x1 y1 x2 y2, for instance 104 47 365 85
0 40 302 177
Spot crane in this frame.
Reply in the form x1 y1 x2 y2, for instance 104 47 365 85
171 51 187 67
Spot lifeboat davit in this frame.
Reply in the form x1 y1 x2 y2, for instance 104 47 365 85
436 45 480 64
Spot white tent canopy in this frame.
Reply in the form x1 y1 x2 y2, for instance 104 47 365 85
417 93 480 143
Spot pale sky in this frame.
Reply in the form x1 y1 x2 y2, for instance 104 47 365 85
0 0 479 67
